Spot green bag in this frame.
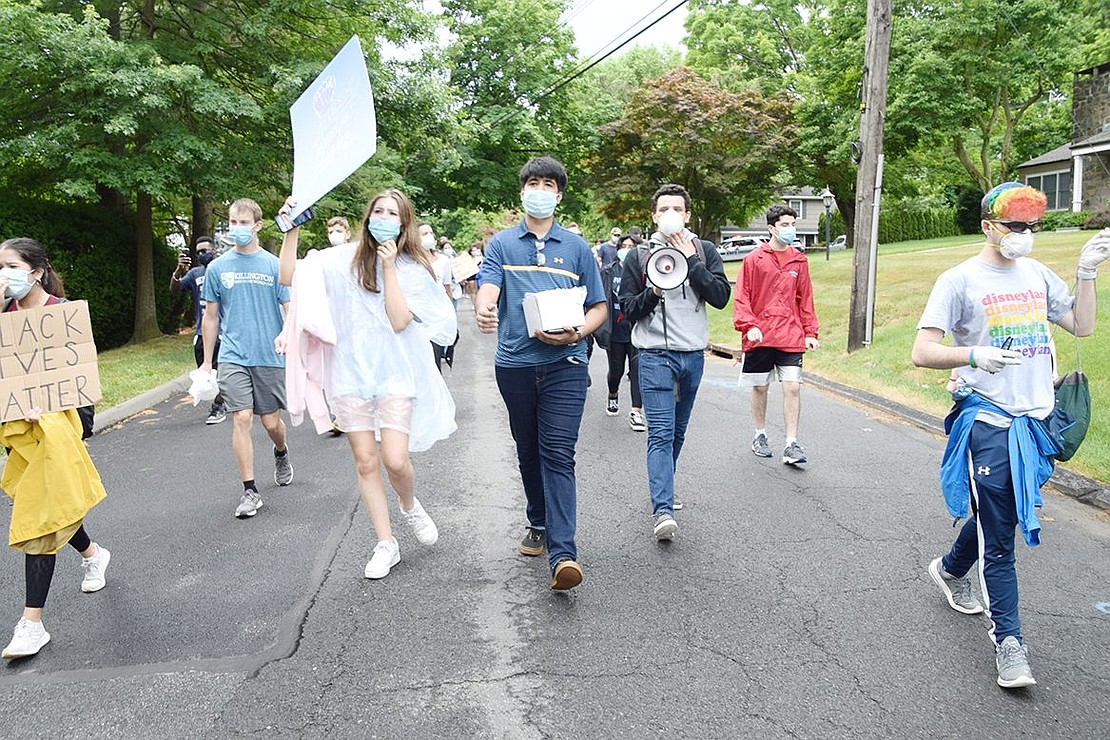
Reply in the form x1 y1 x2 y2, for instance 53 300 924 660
1053 331 1090 462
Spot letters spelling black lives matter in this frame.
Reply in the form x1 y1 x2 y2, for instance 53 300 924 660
0 300 101 422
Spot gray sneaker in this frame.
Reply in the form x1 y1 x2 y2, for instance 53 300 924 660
274 447 293 486
782 441 807 465
653 512 677 541
751 433 772 458
235 490 263 518
928 557 983 614
996 636 1036 688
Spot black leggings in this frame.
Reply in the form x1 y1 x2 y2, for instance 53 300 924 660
25 525 91 609
606 341 641 407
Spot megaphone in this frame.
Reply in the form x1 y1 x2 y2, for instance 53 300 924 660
645 245 689 290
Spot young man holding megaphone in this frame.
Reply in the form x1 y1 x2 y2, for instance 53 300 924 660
619 183 731 542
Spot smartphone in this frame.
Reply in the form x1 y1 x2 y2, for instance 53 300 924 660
275 207 314 233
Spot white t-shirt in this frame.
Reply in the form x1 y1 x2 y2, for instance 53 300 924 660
918 255 1073 419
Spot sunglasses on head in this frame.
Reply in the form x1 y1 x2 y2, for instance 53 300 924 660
995 220 1041 233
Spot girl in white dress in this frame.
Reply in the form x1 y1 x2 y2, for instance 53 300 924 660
278 189 457 579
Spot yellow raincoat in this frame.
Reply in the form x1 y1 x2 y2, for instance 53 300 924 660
2 409 106 554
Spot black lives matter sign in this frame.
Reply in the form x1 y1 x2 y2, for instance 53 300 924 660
0 300 101 422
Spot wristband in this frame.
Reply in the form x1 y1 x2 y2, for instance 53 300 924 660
1077 268 1098 281
968 348 977 369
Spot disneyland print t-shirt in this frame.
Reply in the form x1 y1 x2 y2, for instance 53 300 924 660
918 255 1072 419
202 248 290 368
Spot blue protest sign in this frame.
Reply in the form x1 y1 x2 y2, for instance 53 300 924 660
289 35 376 218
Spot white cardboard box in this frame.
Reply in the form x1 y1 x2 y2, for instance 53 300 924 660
523 287 587 335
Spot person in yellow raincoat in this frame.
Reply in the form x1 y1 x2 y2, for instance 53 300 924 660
0 237 111 659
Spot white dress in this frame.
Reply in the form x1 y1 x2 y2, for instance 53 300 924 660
311 244 457 451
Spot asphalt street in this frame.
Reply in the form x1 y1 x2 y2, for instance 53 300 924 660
1 303 1108 738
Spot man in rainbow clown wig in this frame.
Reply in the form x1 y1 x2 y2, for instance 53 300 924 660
911 182 1109 689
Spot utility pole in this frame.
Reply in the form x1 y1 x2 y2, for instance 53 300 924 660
847 0 893 353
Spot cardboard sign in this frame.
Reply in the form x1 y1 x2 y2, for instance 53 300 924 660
0 301 101 422
451 253 479 283
289 35 377 219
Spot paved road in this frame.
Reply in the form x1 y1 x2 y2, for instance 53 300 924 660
2 305 1108 738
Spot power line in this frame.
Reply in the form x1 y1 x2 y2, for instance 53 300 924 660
480 0 689 133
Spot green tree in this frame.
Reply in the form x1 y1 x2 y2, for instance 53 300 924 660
584 67 797 237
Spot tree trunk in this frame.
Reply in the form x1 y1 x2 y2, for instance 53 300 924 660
130 192 162 343
191 195 213 251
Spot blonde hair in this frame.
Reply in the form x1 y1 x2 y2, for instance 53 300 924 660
229 198 262 222
353 189 433 292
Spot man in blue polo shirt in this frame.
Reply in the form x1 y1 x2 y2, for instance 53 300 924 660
476 156 607 591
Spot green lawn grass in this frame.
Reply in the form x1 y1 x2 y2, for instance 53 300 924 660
96 332 193 409
707 231 1110 483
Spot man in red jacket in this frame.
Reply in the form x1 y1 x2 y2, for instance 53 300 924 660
733 204 820 465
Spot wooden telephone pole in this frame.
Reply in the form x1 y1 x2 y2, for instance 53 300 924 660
847 0 893 352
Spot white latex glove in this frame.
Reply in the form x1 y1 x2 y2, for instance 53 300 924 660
1077 227 1110 278
188 368 219 406
970 346 1022 374
805 337 819 351
746 327 763 344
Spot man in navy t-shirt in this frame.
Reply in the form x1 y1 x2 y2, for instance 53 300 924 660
171 235 226 424
476 157 607 591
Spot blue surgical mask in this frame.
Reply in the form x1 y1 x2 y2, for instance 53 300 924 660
776 226 797 245
367 218 401 243
521 190 558 218
0 267 35 300
228 225 255 246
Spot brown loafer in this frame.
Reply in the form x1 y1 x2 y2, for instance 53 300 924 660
550 559 583 590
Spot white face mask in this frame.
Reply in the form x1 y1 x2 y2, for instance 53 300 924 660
421 234 437 250
616 247 630 262
999 231 1033 260
657 210 685 236
327 231 347 247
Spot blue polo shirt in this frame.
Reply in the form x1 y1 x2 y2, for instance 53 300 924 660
481 219 605 368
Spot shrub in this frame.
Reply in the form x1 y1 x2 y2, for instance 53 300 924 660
1083 208 1110 230
955 186 985 234
1041 210 1092 230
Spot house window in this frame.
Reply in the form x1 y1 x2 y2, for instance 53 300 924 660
1026 171 1071 211
788 199 804 218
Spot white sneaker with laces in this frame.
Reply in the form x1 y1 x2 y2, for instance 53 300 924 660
2 618 50 659
401 498 439 545
81 545 111 593
364 538 400 579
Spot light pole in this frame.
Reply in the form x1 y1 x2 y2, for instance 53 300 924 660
821 186 834 262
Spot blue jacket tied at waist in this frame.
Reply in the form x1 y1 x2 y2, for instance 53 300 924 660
941 392 1063 548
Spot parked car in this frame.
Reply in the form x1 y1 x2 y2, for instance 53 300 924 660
829 234 847 250
718 235 764 261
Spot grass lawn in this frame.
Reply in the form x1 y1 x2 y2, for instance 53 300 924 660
96 332 194 409
707 231 1110 483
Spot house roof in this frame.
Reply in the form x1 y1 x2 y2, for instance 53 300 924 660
1074 128 1110 149
1017 142 1073 169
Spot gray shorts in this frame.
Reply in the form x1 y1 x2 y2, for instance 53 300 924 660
218 363 286 415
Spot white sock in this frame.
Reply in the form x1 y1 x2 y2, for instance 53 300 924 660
755 429 767 439
785 437 797 446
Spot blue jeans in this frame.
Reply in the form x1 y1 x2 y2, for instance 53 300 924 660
638 349 704 516
495 359 588 569
942 421 1021 644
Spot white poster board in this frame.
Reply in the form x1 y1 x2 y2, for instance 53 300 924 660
289 35 377 219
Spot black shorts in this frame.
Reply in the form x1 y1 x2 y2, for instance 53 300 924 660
193 334 221 369
740 347 804 385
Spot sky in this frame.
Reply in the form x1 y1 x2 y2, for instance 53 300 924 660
565 0 688 60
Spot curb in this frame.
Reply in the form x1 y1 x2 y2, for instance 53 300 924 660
708 342 1110 512
94 373 192 433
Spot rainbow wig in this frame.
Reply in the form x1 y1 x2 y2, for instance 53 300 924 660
980 182 1047 221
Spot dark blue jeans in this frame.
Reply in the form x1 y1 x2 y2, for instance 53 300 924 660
495 359 588 569
638 349 704 516
942 421 1022 644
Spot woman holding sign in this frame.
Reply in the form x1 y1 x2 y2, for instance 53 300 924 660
0 237 112 659
277 190 457 581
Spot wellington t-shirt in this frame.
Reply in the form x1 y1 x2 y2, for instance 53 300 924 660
202 248 290 368
918 255 1072 419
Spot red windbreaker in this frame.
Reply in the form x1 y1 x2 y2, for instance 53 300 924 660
732 244 819 353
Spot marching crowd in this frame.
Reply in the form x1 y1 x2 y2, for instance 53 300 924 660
2 160 1108 690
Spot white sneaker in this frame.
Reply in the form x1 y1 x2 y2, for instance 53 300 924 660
81 545 111 593
401 498 439 545
364 538 400 579
2 618 50 659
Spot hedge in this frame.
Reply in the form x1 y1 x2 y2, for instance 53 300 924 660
0 197 181 350
818 206 960 245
